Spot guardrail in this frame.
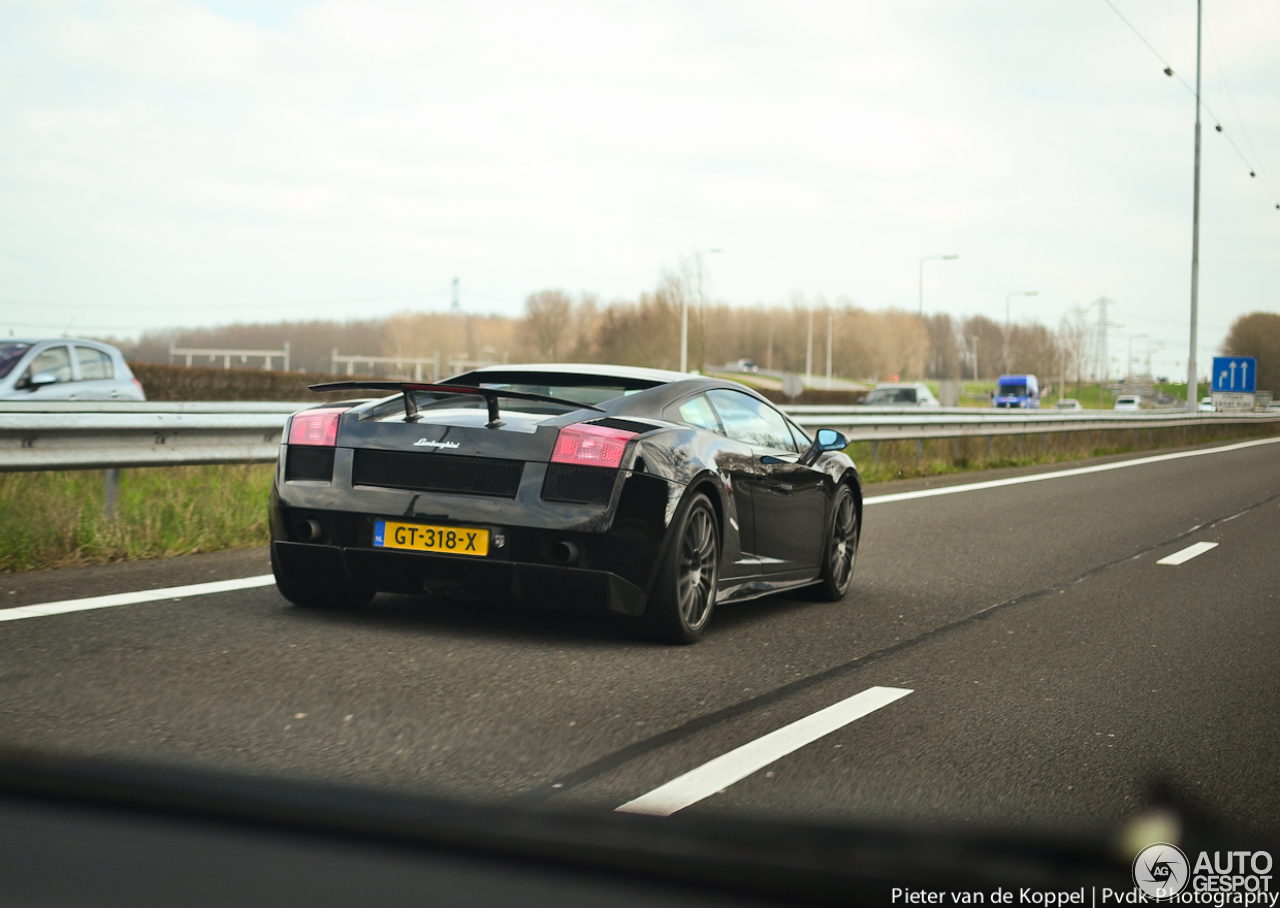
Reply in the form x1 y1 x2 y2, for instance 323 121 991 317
782 405 1280 440
4 401 1278 474
0 402 308 473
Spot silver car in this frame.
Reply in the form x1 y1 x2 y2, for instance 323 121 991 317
0 339 145 401
860 382 940 406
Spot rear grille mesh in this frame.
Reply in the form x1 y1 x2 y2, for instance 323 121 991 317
352 449 523 498
285 446 335 482
542 463 617 504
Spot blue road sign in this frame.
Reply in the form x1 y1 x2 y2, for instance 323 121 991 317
1211 356 1257 393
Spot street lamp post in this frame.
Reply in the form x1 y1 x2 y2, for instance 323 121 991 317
918 255 959 379
1145 339 1165 379
679 248 722 373
1003 290 1038 372
805 309 814 387
826 308 853 389
1126 333 1149 382
1186 0 1203 411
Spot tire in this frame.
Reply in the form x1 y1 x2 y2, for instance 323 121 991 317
642 493 720 644
271 547 374 611
810 482 859 602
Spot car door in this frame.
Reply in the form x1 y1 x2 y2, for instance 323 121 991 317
14 344 79 400
705 389 827 574
72 345 122 400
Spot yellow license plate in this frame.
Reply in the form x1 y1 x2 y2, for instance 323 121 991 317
374 520 489 556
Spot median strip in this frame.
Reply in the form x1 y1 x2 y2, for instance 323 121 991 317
1156 541 1219 566
615 686 912 816
863 436 1280 506
0 575 276 623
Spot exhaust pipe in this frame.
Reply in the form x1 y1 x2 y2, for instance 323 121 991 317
550 540 579 565
297 518 323 542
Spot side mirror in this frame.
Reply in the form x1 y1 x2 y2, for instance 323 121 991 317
800 428 848 465
21 371 59 390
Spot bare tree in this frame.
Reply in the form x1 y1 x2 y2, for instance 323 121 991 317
1057 307 1092 394
523 290 574 361
960 316 1005 379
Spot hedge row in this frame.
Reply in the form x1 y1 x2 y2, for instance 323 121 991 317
129 363 370 403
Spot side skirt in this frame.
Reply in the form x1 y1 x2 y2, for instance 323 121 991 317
715 570 821 605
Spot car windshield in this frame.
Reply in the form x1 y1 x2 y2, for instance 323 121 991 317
997 384 1026 396
864 388 915 404
0 343 31 379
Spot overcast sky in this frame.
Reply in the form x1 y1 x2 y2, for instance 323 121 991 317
1 0 1277 377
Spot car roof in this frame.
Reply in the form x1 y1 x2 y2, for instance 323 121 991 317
466 362 692 384
4 338 114 349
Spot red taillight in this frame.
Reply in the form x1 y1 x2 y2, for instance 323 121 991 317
288 409 347 447
550 423 637 469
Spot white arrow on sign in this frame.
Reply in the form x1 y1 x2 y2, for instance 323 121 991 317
1241 360 1249 389
1230 361 1238 389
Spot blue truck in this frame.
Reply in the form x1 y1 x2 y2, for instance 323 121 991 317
992 374 1040 408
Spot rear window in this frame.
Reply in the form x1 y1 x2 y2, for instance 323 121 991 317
0 343 30 379
75 346 115 380
864 388 917 404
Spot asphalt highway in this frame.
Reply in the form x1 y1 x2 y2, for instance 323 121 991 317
2 438 1278 839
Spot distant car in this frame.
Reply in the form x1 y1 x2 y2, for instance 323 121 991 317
992 374 1040 409
1200 396 1215 412
734 359 759 373
1113 395 1141 411
0 339 144 401
1053 398 1083 411
860 382 940 406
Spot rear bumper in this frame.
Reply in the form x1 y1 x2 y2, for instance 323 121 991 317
272 541 649 617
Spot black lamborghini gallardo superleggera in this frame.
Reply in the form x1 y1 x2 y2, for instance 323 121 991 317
269 364 860 643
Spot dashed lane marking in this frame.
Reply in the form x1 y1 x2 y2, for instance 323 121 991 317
1156 541 1219 565
615 686 913 817
0 575 276 623
863 436 1280 506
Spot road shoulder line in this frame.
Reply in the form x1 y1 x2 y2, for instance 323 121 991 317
0 575 276 623
863 436 1280 506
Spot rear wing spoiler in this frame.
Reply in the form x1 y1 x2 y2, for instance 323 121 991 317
307 381 604 428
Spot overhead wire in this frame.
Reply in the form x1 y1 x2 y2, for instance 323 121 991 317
1100 0 1280 209
1205 22 1280 202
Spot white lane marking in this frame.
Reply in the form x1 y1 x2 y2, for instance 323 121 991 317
0 575 276 623
1156 542 1219 565
863 436 1280 506
615 686 912 817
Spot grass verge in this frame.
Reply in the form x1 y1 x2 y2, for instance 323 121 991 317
0 464 274 574
849 421 1278 484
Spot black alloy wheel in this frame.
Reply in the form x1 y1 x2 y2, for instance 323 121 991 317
811 483 858 602
644 493 720 644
